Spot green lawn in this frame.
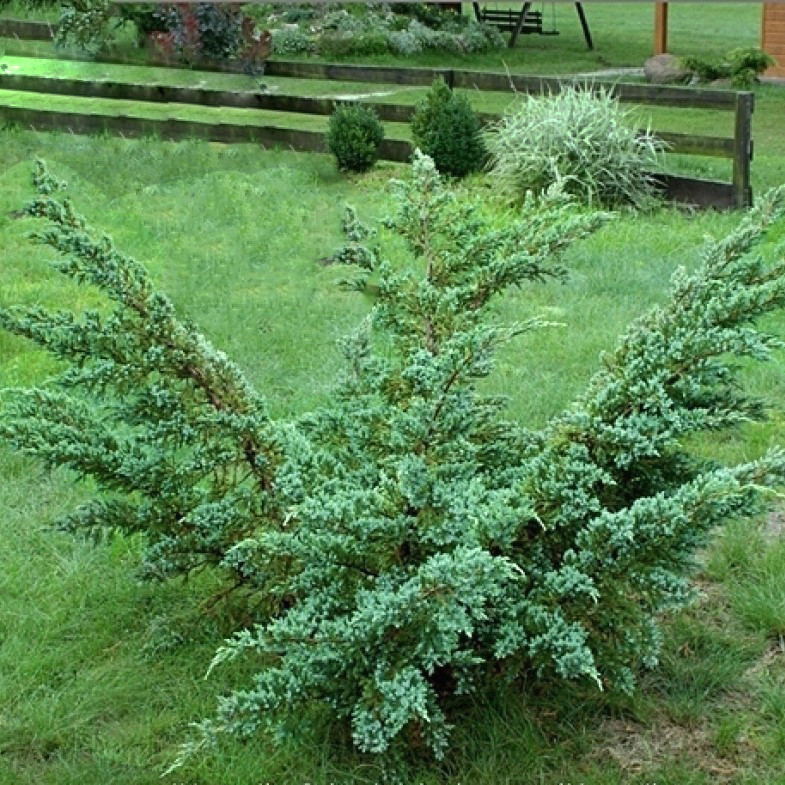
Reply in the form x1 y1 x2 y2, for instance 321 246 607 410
0 54 427 99
1 0 58 22
2 126 785 785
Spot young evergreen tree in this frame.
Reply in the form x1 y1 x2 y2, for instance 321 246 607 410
3 155 785 763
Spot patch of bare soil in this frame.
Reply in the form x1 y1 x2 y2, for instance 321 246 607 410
764 507 785 542
596 717 757 783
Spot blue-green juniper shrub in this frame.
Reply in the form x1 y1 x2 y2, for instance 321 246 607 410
0 162 285 590
319 204 381 291
3 155 785 764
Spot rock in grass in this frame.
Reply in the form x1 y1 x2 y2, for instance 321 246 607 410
644 54 691 84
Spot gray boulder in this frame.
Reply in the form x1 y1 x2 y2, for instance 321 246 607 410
644 53 691 85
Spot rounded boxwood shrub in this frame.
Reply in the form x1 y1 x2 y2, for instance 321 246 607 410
410 77 485 178
326 104 385 173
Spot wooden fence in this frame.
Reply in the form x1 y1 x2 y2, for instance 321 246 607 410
0 18 55 41
0 18 755 208
0 104 411 160
260 62 755 209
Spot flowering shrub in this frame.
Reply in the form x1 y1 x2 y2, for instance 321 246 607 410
271 26 313 56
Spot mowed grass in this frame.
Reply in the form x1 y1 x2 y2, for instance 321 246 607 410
0 54 427 103
2 130 785 785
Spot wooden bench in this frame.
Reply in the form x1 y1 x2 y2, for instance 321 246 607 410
474 6 547 34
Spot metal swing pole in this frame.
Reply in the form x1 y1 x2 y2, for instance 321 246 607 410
575 2 593 50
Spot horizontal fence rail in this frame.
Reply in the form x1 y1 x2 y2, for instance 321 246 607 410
0 18 55 40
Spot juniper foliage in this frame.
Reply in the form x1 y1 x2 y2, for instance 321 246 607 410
0 162 284 587
3 155 785 763
321 204 381 291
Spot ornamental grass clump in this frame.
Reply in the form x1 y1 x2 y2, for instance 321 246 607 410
4 156 785 767
486 85 663 209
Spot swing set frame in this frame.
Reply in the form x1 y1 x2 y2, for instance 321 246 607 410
472 1 593 49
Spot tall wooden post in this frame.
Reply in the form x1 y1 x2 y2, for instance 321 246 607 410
762 3 785 77
654 2 668 55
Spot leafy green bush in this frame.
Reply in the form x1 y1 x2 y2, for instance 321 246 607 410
56 0 257 58
681 54 728 83
385 29 422 55
727 47 775 84
411 78 485 178
459 18 506 52
321 8 364 34
394 1 456 29
326 104 384 173
683 47 775 88
4 158 785 767
270 26 313 56
0 0 57 9
116 3 162 45
403 17 503 53
485 86 663 208
49 0 505 57
280 4 316 24
55 0 114 53
192 3 244 59
244 3 503 60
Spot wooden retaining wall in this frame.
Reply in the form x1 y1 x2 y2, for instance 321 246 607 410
0 102 739 211
0 72 739 160
0 103 413 160
0 18 55 41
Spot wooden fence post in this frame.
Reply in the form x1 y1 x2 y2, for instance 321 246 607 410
654 3 668 55
732 91 754 209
